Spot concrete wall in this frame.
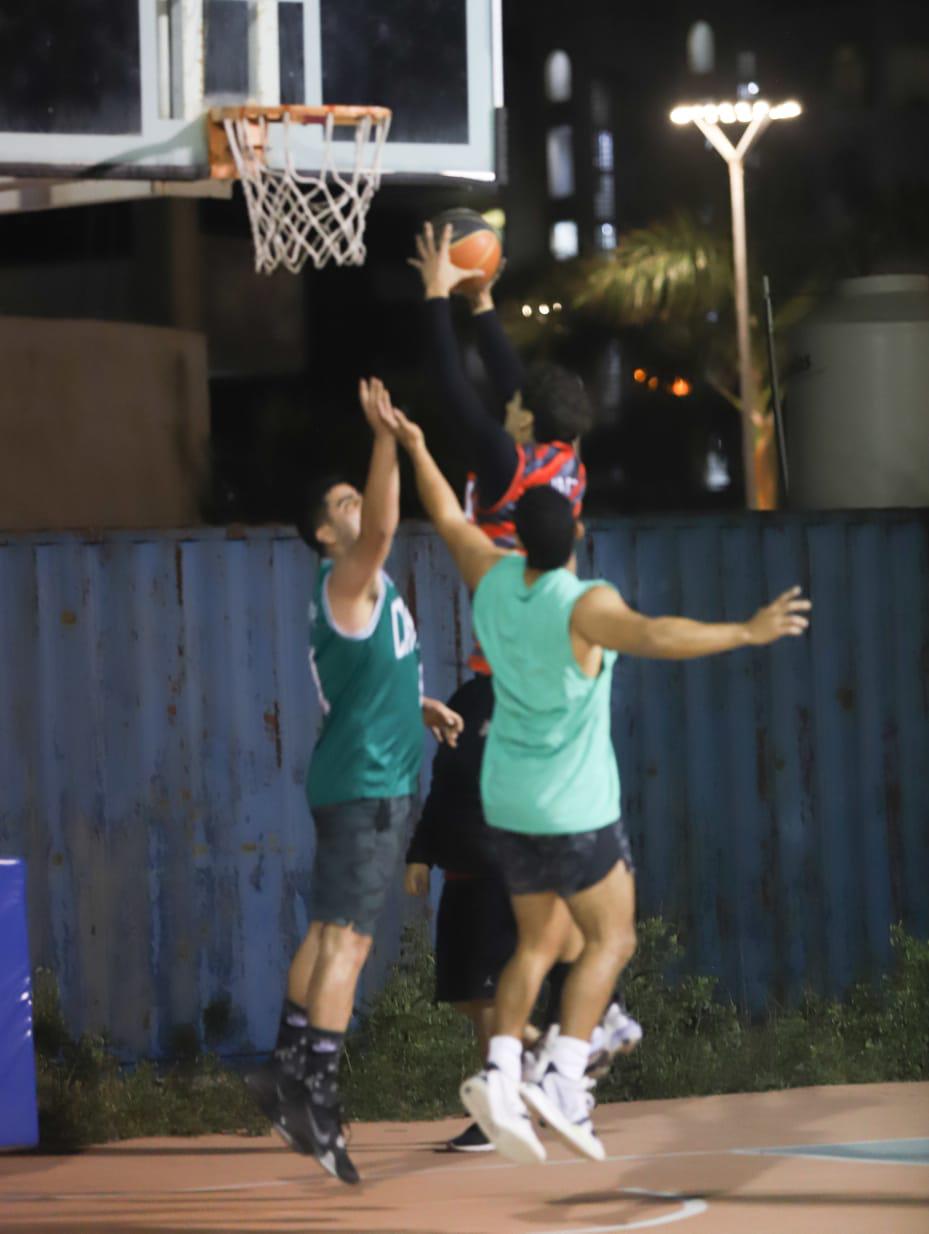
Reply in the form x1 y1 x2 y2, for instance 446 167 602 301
0 316 209 530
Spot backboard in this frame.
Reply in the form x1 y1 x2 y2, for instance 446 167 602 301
0 0 504 210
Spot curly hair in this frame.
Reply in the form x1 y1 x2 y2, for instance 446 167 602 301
521 363 593 444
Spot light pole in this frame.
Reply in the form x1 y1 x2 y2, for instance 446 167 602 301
670 99 802 509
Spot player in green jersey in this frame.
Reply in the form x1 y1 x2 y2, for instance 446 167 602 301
376 397 810 1167
247 378 462 1185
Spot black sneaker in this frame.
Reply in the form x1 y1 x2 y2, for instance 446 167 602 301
445 1121 495 1153
245 1059 308 1152
278 1072 360 1185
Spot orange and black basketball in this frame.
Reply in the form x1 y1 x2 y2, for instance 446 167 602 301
431 208 503 294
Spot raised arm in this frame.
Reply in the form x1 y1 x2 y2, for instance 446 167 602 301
467 287 525 406
411 223 518 505
327 379 400 615
377 400 504 592
571 584 811 659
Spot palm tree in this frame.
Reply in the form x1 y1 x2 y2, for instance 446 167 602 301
501 211 820 508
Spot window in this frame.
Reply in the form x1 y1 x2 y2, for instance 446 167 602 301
594 174 615 220
595 222 616 251
545 50 572 102
594 129 614 171
686 22 714 75
550 220 579 260
590 81 611 126
546 125 575 198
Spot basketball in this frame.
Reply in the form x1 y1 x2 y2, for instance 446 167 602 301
430 208 503 294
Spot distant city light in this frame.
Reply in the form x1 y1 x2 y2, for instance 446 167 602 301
521 304 532 317
670 378 693 397
552 302 563 312
633 368 647 383
669 99 802 125
538 304 551 316
550 219 579 260
647 376 659 390
747 82 759 95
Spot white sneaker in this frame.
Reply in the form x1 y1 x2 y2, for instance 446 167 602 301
460 1067 546 1165
521 1064 605 1162
587 1002 643 1078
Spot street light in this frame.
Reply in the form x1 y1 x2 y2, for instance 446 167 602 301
670 97 802 508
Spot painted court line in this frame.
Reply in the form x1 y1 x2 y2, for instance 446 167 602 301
6 1136 926 1204
529 1188 709 1233
734 1136 929 1167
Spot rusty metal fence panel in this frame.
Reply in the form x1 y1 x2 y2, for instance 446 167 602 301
1 513 926 1058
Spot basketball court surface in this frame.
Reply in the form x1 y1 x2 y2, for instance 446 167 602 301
3 1084 927 1233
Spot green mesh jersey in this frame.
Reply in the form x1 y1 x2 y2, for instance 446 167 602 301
473 554 620 835
306 561 423 807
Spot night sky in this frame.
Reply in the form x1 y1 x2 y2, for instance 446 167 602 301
0 0 926 524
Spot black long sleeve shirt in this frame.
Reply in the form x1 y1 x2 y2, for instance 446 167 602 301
423 298 525 509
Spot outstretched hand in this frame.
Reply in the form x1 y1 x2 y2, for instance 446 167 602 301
408 221 485 298
358 376 398 438
375 399 426 454
746 586 812 645
422 697 465 747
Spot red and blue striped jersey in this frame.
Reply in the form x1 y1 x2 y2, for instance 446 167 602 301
465 441 586 673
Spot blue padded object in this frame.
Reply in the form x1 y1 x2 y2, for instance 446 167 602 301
0 859 39 1149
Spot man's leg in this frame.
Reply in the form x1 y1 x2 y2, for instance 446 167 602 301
454 999 495 1057
287 922 323 1007
560 858 636 1042
304 921 373 1030
493 892 574 1042
519 829 636 1163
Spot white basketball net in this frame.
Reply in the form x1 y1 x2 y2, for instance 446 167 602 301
222 108 391 274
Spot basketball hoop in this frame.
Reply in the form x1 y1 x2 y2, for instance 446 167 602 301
209 105 391 274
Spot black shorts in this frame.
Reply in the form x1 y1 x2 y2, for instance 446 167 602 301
434 875 517 1004
488 820 633 898
415 674 495 873
310 795 416 936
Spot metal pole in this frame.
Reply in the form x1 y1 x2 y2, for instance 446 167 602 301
728 155 758 509
762 275 790 501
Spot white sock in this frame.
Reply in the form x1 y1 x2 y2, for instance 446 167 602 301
551 1034 590 1083
487 1034 523 1082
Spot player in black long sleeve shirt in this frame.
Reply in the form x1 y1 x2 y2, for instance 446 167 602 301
422 296 521 509
403 225 640 1152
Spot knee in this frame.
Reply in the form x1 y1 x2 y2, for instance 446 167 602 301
613 924 637 968
320 923 371 969
589 923 636 969
516 938 563 977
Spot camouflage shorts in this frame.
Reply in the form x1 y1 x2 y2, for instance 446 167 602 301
310 795 416 935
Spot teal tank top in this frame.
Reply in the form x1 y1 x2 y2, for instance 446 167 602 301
306 562 423 807
472 554 620 835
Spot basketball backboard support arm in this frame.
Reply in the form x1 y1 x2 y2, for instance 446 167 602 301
0 0 503 203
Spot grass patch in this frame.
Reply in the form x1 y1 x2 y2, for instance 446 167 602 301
32 921 929 1147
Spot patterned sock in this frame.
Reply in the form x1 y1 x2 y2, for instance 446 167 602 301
303 1024 345 1081
274 998 309 1054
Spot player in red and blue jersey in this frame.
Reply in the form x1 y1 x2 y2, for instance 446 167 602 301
404 225 639 1152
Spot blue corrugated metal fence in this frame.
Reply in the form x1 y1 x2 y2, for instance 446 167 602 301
0 512 926 1058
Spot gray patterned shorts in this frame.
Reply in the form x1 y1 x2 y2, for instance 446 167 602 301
487 819 633 898
310 795 416 936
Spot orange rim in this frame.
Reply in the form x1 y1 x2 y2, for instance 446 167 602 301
208 104 391 180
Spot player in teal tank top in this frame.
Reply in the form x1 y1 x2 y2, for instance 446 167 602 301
306 558 422 806
246 379 463 1186
377 397 810 1167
